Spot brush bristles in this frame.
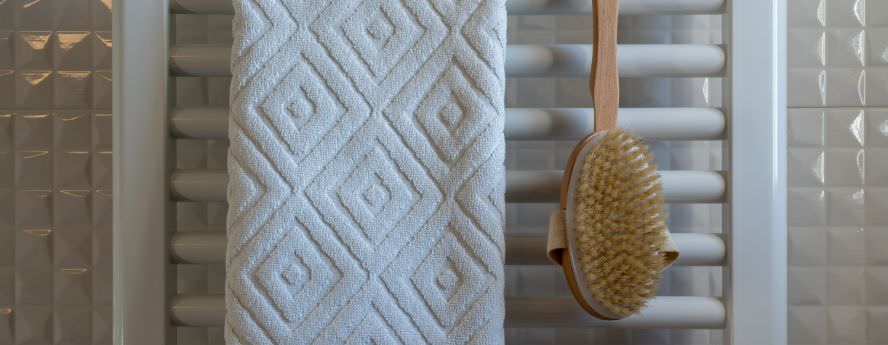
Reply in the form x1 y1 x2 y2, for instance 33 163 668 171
574 129 670 318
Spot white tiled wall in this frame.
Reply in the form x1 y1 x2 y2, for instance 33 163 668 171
789 0 888 107
788 0 888 344
0 0 113 344
787 108 888 345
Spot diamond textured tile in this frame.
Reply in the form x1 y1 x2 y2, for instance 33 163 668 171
789 0 888 107
788 105 888 344
0 0 113 343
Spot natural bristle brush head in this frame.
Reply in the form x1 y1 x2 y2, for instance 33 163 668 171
568 129 670 319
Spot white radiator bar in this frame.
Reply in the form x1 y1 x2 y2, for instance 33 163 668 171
171 232 725 266
169 170 726 203
114 0 175 342
724 0 788 343
170 295 227 327
507 297 725 329
170 44 725 78
172 107 725 141
170 294 726 329
170 0 726 15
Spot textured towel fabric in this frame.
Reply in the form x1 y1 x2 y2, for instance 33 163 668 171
226 1 507 344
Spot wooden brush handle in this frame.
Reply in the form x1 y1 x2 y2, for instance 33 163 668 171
591 0 620 132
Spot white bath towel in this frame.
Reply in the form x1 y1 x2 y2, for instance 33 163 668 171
226 0 507 344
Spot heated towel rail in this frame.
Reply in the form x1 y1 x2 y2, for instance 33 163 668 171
113 0 787 343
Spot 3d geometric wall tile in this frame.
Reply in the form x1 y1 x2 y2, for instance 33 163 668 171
0 0 112 343
785 0 888 318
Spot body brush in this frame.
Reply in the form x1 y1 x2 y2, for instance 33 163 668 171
545 0 679 320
